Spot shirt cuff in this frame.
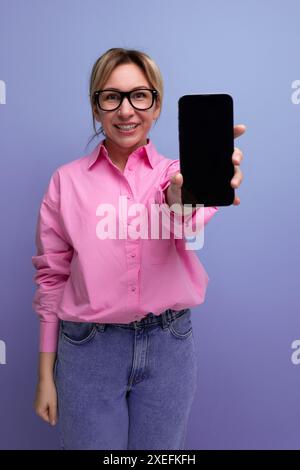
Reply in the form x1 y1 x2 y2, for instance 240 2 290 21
39 320 60 353
155 185 205 236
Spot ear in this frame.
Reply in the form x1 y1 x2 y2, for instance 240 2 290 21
153 100 161 120
93 105 102 124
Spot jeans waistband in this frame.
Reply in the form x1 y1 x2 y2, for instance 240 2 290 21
101 308 190 330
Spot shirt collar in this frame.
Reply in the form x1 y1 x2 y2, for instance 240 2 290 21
86 138 160 170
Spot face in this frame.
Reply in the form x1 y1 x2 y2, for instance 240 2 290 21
93 63 160 155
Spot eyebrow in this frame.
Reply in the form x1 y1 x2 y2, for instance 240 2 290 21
101 86 150 91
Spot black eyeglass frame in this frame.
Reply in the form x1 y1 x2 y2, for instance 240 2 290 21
93 88 158 111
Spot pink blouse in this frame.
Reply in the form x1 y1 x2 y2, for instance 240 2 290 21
32 138 218 352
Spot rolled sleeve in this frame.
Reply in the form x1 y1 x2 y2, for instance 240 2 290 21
32 172 73 352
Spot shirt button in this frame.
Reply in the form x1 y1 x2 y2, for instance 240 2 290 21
128 167 133 171
131 253 136 258
131 286 136 292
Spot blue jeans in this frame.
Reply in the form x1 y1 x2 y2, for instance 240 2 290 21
54 308 198 450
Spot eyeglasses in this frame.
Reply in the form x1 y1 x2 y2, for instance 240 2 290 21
93 88 158 111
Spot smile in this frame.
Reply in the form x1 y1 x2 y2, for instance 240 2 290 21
115 124 139 130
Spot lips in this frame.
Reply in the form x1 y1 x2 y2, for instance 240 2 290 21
114 123 139 130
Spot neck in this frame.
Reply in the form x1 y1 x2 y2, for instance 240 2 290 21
103 137 148 166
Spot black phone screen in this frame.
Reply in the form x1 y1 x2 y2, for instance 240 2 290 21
178 93 234 207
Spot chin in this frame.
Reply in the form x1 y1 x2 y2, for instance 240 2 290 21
114 134 147 146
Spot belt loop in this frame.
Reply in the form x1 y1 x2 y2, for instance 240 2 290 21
96 323 106 332
161 309 170 329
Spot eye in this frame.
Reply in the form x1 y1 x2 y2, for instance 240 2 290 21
132 91 147 100
105 93 119 101
101 91 121 101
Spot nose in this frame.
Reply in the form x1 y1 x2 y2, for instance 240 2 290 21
117 96 134 117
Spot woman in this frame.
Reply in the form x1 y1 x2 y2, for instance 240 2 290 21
32 47 245 450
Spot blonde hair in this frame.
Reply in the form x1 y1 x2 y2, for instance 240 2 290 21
87 48 164 147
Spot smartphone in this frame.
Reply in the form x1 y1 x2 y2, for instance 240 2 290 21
178 93 234 207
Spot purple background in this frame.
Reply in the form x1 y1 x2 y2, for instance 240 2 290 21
0 0 299 449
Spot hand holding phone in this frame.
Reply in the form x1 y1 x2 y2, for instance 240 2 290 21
178 93 235 207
